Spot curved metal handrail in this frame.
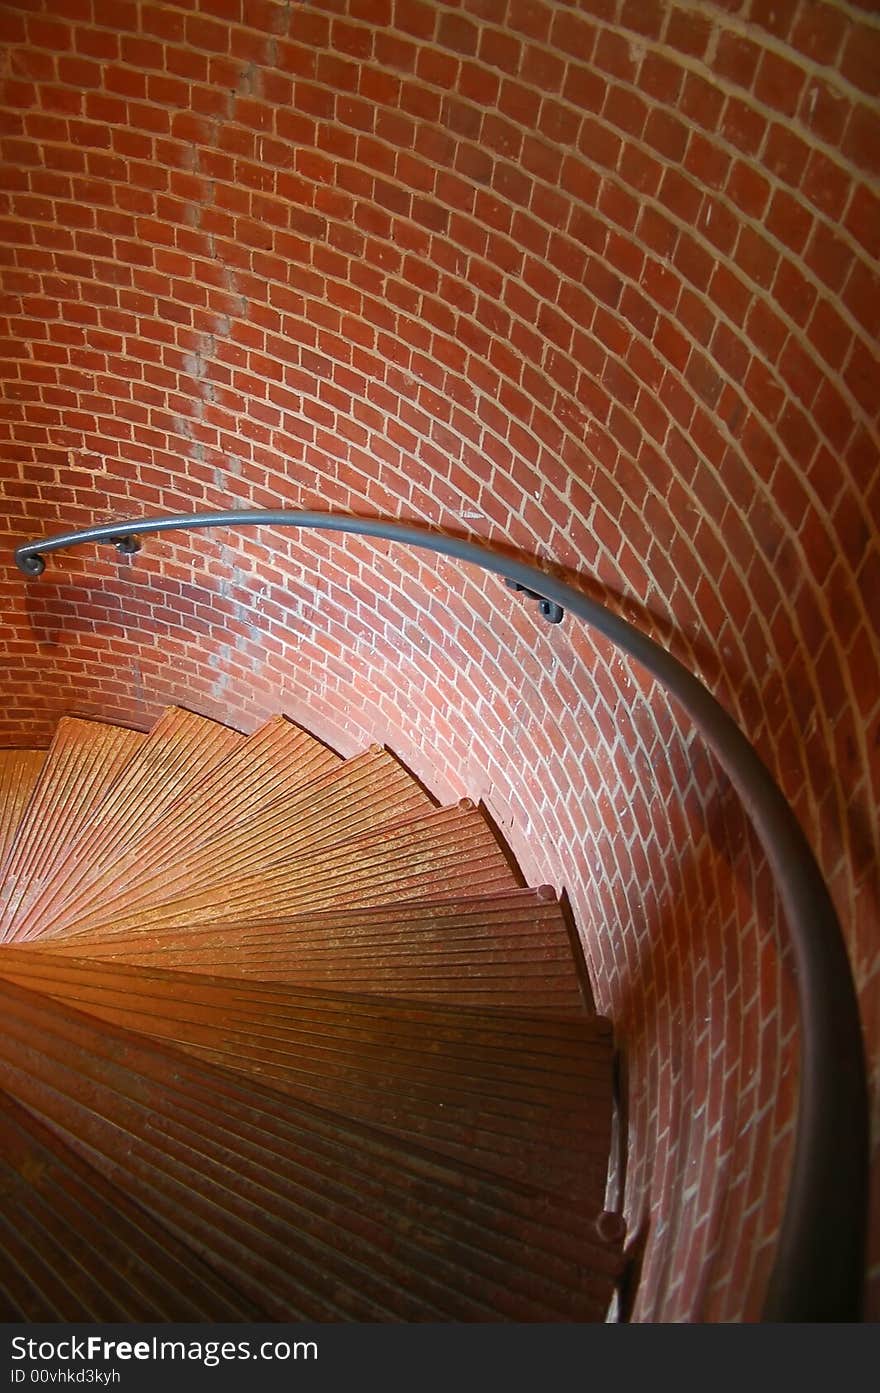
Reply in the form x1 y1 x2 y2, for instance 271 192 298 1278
13 510 868 1321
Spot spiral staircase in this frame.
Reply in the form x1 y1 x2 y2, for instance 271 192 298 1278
0 706 624 1322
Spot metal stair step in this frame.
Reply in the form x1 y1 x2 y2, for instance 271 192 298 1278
0 750 46 867
29 890 589 1014
0 951 613 1199
0 1092 266 1321
9 707 245 942
40 801 520 942
0 719 146 941
0 978 624 1321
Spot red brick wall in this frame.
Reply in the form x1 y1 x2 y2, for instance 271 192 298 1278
1 0 877 1321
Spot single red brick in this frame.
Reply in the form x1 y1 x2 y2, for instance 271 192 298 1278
585 258 622 309
679 71 725 130
714 32 762 88
620 0 665 39
772 257 816 328
654 316 689 371
721 96 767 156
520 135 563 184
627 337 663 392
658 167 702 223
607 229 644 280
561 61 607 113
726 160 770 218
764 188 814 256
755 50 807 118
590 29 635 81
843 344 878 417
698 196 739 256
747 299 788 361
549 9 597 61
736 226 780 291
539 96 581 145
800 76 852 148
507 0 552 43
777 399 819 461
597 178 638 231
577 116 621 170
805 221 856 294
802 150 853 220
743 356 786 423
841 22 880 97
674 232 715 294
620 143 662 195
762 123 811 187
748 0 800 41
520 42 565 92
437 12 479 55
806 297 852 372
844 182 880 260
618 285 655 337
605 84 648 138
843 102 880 177
792 2 847 65
842 259 880 340
778 336 823 409
683 131 731 191
644 108 688 162
666 8 712 58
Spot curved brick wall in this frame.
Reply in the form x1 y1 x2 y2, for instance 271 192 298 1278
1 0 878 1321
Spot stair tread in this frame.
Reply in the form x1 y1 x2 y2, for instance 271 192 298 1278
0 750 46 867
0 1091 266 1321
0 952 613 1197
0 719 146 941
9 707 245 942
41 802 521 944
32 745 436 942
0 978 623 1322
31 890 591 1013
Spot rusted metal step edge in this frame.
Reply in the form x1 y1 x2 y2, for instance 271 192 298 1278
0 1035 615 1320
0 750 45 866
16 708 245 942
0 982 624 1305
46 748 437 940
0 1093 264 1320
0 721 146 940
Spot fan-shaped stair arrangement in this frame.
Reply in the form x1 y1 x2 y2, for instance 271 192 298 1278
0 710 624 1322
